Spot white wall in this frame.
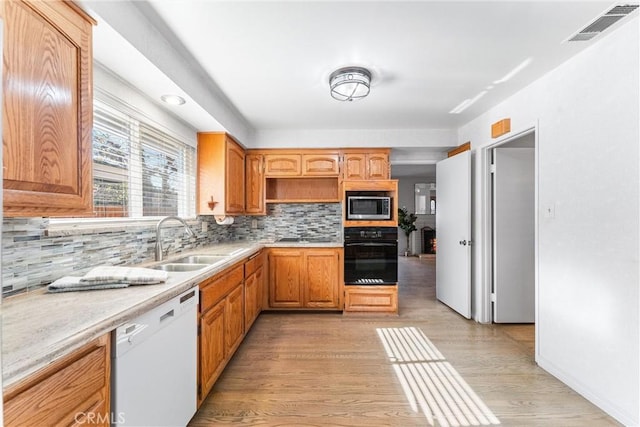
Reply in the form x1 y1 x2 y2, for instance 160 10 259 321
458 17 639 425
395 177 436 254
94 64 198 146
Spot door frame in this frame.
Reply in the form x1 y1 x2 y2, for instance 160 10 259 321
478 123 539 356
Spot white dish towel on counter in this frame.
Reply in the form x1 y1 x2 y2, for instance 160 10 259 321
47 266 169 293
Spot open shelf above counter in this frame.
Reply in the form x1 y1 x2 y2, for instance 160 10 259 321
266 177 340 203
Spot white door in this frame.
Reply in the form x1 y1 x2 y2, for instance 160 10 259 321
436 151 471 319
492 148 535 323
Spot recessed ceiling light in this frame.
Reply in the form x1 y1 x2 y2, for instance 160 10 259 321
160 94 186 106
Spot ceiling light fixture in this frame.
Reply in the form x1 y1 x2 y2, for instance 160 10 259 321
160 94 186 106
329 67 371 101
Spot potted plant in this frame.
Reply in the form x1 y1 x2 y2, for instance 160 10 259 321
398 207 417 256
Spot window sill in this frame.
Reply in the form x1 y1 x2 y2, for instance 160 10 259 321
47 217 199 237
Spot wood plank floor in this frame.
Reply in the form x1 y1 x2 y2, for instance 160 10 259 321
190 256 621 426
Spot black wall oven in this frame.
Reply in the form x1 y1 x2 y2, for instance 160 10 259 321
344 227 398 285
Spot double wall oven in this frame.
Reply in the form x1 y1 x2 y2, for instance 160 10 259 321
344 227 398 285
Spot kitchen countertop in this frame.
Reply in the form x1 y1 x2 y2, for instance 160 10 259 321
1 239 342 389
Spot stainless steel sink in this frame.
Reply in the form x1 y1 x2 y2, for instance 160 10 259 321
152 263 210 272
172 255 228 264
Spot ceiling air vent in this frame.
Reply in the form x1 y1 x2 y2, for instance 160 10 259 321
567 3 639 42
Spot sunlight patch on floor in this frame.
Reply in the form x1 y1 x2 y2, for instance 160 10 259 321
377 327 501 427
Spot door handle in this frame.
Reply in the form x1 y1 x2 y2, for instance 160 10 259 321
459 240 467 246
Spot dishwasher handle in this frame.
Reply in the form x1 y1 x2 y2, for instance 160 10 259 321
117 323 148 346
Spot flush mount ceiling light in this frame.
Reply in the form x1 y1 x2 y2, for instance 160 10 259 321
329 67 371 102
160 94 186 106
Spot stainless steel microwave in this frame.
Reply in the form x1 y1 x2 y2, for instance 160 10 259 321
347 196 391 220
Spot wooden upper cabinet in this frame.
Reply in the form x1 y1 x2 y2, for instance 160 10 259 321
302 154 340 176
343 152 390 180
2 0 95 217
197 133 245 216
264 154 301 177
225 141 245 214
245 153 265 215
343 154 367 180
367 153 390 179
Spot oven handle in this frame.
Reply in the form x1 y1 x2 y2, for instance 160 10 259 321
345 242 397 247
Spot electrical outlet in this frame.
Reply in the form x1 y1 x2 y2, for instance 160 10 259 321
201 222 208 233
251 219 258 229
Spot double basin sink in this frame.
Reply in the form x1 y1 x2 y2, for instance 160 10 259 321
152 255 228 272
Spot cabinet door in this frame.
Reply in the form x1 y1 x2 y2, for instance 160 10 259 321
304 249 341 308
343 154 367 180
255 263 264 314
245 153 265 215
264 154 301 176
302 154 340 176
225 284 245 357
2 0 94 217
367 153 389 179
225 139 245 214
244 271 259 331
3 335 110 427
269 249 303 308
199 300 225 400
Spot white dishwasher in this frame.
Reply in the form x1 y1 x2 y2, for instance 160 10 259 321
112 287 198 427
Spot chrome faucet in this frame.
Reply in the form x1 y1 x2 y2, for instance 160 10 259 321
155 216 196 261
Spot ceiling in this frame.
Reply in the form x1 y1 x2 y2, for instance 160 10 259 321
83 1 630 177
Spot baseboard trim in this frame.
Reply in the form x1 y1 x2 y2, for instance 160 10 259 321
537 354 638 426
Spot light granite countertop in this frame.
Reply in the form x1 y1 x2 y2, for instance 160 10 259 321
2 239 342 389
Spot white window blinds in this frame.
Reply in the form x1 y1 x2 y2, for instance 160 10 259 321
92 99 196 218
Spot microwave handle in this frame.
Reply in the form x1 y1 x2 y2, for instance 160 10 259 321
345 242 397 247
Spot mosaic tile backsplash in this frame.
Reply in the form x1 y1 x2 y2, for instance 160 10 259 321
2 203 342 296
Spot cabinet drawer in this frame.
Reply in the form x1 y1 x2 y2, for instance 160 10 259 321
344 285 398 313
200 264 244 312
244 251 264 277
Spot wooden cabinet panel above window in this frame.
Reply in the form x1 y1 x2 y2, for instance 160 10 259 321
1 0 95 217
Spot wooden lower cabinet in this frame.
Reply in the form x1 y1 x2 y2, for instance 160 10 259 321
225 284 245 358
268 248 342 310
199 299 226 401
3 334 111 427
305 250 341 308
198 264 245 403
244 251 265 330
269 249 303 308
198 252 266 404
344 285 398 314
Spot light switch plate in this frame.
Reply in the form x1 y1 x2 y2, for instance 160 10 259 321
201 222 207 233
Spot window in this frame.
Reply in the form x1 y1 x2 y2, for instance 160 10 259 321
92 99 196 218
